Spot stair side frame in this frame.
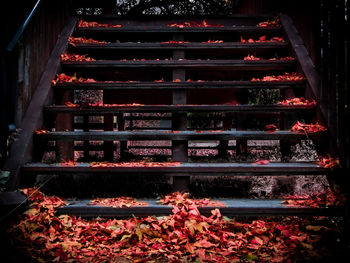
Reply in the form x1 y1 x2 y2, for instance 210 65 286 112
3 16 78 190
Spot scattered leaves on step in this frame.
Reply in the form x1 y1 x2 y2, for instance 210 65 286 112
257 17 280 28
51 73 96 85
279 97 316 106
159 192 226 207
168 20 224 28
318 156 340 169
253 159 270 165
60 52 96 62
244 55 295 61
202 40 224 43
291 121 327 133
89 161 181 168
282 189 345 207
68 36 107 47
251 72 306 82
60 160 78 166
240 35 285 43
89 197 148 208
78 19 122 28
161 40 189 44
265 124 278 132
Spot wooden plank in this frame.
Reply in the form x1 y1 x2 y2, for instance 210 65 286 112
53 81 305 91
75 26 282 34
56 199 344 218
22 162 330 175
44 104 315 114
35 130 322 141
3 17 78 190
73 42 288 50
61 60 295 71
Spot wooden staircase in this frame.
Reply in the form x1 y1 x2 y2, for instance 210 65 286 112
4 14 344 218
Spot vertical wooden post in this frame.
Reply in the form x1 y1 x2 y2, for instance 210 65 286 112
172 33 189 192
104 114 114 161
117 113 128 160
56 90 73 162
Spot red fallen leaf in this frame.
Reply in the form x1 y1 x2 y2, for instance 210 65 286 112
154 78 164 82
290 121 327 133
280 97 316 106
244 54 262 61
68 37 107 47
279 56 295 61
173 79 181 82
65 101 80 107
257 17 280 28
35 129 49 135
60 160 78 166
253 159 270 165
60 52 95 62
318 156 339 168
265 124 278 132
251 72 306 82
78 19 122 28
89 197 148 208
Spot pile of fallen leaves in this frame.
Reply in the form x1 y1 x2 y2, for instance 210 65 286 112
168 20 224 28
291 121 327 133
68 37 107 47
78 19 122 28
60 52 96 62
251 72 306 82
7 188 343 262
203 40 224 43
279 97 316 106
51 73 96 85
240 36 284 43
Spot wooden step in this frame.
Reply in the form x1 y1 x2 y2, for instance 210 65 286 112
53 80 305 91
75 26 282 34
35 130 322 141
71 42 288 51
44 104 315 114
22 162 329 175
56 198 344 218
61 59 295 71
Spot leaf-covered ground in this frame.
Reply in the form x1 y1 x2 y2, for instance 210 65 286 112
0 189 348 263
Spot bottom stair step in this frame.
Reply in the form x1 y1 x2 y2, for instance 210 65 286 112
56 199 344 218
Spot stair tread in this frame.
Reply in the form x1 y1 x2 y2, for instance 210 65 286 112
0 191 27 207
75 25 281 33
62 59 295 69
36 130 322 141
72 42 288 50
56 198 344 217
44 104 314 113
22 162 329 175
53 80 305 90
